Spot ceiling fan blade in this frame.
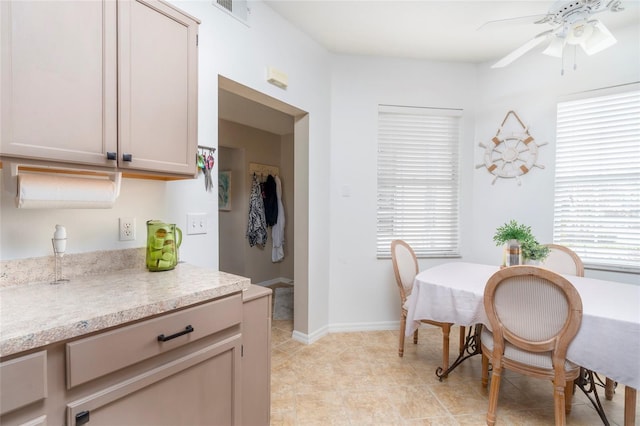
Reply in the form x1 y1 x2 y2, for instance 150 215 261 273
476 13 548 31
581 20 617 55
491 30 554 68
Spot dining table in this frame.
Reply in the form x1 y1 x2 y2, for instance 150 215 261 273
405 262 640 426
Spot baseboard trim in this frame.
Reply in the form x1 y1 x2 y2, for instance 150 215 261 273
289 321 402 345
291 324 329 344
328 321 400 333
255 277 294 287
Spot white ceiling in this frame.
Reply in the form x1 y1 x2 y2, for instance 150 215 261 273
263 0 639 64
220 1 639 134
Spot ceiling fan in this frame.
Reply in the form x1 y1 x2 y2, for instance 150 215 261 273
492 0 623 70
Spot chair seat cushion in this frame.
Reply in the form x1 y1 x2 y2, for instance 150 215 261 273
481 327 579 372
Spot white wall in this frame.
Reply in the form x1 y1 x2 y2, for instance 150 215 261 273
0 176 169 259
167 0 332 336
327 24 640 331
328 56 478 330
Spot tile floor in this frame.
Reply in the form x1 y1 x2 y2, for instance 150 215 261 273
270 321 636 425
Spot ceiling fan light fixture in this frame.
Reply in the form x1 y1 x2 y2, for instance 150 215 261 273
543 36 566 57
566 20 594 45
582 20 617 54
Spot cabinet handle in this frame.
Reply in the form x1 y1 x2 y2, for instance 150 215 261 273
157 325 194 342
75 410 90 425
106 152 117 160
122 153 133 162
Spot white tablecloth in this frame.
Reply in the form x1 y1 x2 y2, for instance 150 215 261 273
405 262 640 389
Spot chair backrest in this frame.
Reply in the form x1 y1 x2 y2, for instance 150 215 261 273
484 266 583 366
390 240 419 303
543 244 584 277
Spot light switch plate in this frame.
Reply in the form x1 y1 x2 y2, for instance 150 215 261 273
187 213 207 235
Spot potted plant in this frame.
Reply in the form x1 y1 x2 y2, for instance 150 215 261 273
493 220 535 266
521 239 550 265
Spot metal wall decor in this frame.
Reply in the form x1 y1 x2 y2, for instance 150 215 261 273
476 110 547 185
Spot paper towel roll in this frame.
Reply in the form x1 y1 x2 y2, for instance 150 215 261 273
16 173 120 209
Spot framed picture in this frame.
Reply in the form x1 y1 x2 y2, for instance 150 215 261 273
218 171 231 211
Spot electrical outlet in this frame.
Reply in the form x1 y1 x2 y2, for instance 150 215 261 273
187 213 207 235
119 217 136 241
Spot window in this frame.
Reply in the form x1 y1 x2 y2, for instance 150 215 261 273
376 105 461 258
553 84 640 272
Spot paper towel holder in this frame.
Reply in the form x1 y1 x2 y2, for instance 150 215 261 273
2 160 122 206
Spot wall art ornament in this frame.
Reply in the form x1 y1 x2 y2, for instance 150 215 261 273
476 110 547 185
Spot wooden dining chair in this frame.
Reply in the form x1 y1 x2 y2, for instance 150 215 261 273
480 266 583 426
390 240 465 371
542 244 617 400
543 244 585 277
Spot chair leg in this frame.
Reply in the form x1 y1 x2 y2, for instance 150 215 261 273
413 328 419 344
399 316 406 357
481 353 489 388
554 380 567 425
605 377 615 400
441 324 451 374
565 379 574 414
625 386 636 426
486 363 502 426
459 325 466 355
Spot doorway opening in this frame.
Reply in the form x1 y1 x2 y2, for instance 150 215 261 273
217 76 310 335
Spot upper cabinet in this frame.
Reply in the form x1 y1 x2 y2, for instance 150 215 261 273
118 0 199 176
0 0 199 177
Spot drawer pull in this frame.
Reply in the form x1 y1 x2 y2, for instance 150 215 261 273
76 410 90 425
106 152 117 160
157 325 194 342
122 153 133 162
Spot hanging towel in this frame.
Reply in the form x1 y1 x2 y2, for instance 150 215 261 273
246 174 268 247
272 175 285 262
263 174 278 227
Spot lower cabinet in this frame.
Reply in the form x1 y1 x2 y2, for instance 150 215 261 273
0 288 274 426
66 335 242 425
0 351 47 425
0 292 264 426
64 294 243 425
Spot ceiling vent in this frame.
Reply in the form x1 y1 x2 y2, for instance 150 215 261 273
214 0 249 25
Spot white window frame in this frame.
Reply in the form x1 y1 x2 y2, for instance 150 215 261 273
376 104 461 259
553 83 640 273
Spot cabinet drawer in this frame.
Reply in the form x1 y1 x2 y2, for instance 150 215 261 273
0 351 47 415
66 294 241 388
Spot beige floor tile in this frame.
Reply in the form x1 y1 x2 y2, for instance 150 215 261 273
342 388 404 424
270 320 636 426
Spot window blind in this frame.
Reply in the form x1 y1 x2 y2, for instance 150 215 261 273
553 85 640 272
377 105 461 258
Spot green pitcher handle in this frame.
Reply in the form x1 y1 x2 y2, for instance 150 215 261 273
175 227 183 248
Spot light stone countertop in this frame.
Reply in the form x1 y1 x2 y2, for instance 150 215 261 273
0 263 250 358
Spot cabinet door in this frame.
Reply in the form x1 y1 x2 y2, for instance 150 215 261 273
0 1 117 167
118 0 198 176
66 335 242 426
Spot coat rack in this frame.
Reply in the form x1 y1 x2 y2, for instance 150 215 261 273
249 162 279 181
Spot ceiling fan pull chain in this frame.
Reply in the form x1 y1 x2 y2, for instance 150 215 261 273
573 45 578 71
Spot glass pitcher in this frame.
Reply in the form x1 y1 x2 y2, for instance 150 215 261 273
146 220 182 271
